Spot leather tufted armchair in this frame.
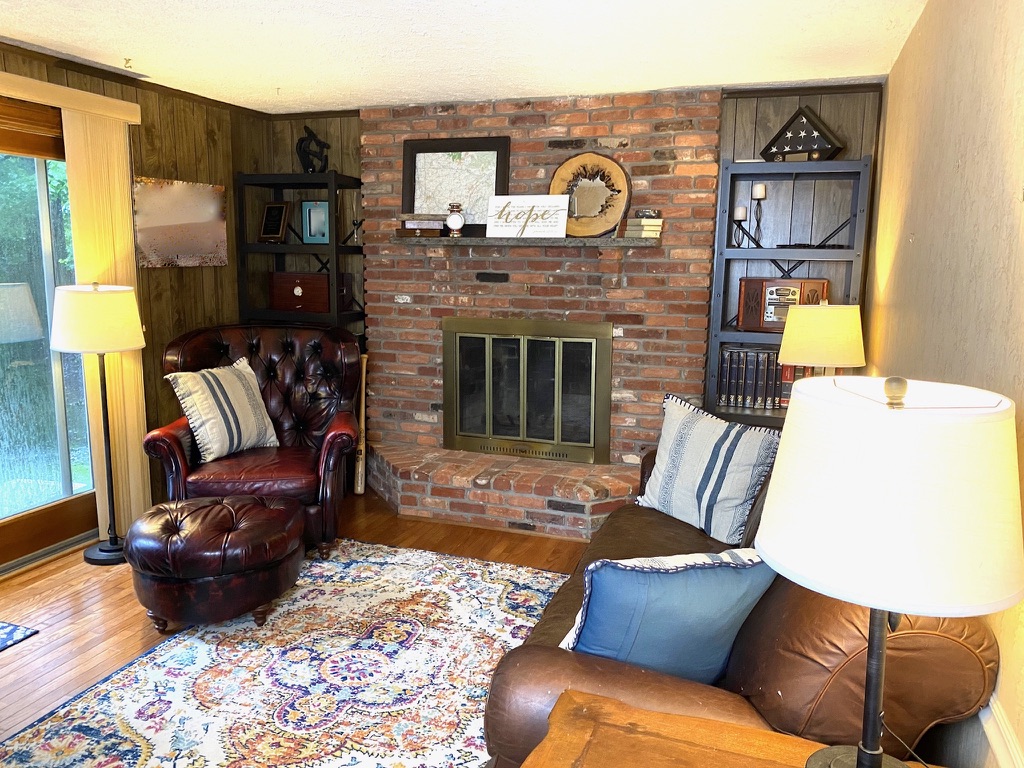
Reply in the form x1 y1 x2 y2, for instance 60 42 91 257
142 324 361 557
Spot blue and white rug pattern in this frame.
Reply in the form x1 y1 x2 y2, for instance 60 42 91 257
0 620 38 653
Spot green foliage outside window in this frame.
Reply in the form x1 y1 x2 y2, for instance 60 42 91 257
0 154 92 519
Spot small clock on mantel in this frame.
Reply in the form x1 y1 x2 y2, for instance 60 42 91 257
445 203 465 238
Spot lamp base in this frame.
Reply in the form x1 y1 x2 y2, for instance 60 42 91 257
806 746 907 768
84 539 125 566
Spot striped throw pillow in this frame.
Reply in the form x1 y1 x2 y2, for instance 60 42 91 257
636 394 778 545
166 358 279 464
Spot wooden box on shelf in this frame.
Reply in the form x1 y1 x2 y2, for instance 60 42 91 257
269 272 329 313
269 272 356 314
236 171 364 327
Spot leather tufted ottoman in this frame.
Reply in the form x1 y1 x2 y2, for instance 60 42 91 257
123 496 306 632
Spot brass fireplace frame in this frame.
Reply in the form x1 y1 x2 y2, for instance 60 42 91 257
441 317 613 464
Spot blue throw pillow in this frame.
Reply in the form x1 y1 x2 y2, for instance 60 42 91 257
559 549 775 683
636 394 779 545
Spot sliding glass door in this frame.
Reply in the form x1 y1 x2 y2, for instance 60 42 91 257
0 152 94 566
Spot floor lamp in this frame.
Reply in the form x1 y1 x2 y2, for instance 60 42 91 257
50 283 145 566
756 375 1024 768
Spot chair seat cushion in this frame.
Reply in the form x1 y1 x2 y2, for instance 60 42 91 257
185 446 319 502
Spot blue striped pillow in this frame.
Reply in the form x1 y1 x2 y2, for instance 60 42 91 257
166 358 279 464
636 395 778 545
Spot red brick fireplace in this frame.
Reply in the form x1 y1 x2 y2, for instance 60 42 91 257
359 89 721 537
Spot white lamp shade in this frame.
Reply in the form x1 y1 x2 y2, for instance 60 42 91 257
756 376 1024 617
0 283 44 343
778 304 865 368
50 284 146 353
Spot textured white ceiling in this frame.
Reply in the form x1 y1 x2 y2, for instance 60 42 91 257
1 0 926 114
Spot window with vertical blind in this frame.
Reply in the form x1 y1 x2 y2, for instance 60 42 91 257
0 71 147 574
0 94 95 571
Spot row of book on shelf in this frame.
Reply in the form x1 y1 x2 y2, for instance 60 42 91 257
718 345 849 411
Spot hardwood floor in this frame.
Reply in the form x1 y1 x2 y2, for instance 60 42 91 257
0 490 586 742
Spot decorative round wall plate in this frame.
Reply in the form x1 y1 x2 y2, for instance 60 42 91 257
549 152 632 237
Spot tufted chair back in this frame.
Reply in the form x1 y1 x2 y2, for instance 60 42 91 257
144 324 361 557
162 324 360 456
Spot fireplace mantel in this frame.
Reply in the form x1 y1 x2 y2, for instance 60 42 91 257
391 236 661 247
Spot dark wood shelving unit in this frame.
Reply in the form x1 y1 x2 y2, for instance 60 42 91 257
704 156 873 426
236 170 363 330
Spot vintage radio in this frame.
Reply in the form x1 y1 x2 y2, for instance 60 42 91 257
737 278 829 332
269 272 356 314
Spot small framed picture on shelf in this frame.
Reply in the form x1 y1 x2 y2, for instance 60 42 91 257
257 202 290 243
301 201 330 243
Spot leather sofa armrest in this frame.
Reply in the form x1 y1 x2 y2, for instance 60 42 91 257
638 448 658 496
142 416 195 500
319 410 359 474
725 578 999 757
484 644 769 768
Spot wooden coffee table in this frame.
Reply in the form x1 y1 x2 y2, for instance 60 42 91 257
522 690 826 768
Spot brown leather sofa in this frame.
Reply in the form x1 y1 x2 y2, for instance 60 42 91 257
143 324 361 556
484 451 1000 767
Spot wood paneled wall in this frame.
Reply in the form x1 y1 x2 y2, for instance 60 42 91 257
0 44 361 503
721 87 881 163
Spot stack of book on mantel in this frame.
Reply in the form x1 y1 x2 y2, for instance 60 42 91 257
395 213 444 238
617 217 663 239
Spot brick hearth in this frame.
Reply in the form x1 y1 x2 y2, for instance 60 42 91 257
369 445 638 539
359 88 721 537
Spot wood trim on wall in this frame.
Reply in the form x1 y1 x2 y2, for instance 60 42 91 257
0 95 62 136
981 697 1024 768
0 127 62 159
0 493 96 567
0 70 140 123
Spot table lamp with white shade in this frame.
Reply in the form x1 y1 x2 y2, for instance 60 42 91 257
0 283 45 345
756 375 1024 768
50 283 145 566
779 303 865 375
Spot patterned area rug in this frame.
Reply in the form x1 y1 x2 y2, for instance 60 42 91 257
0 540 566 767
0 620 38 653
